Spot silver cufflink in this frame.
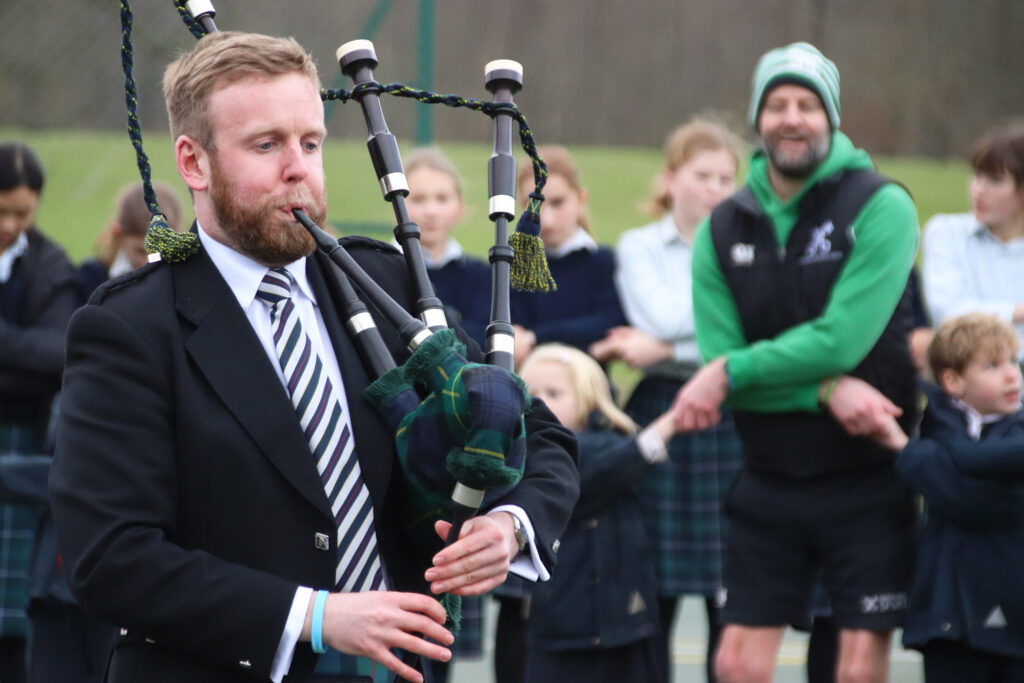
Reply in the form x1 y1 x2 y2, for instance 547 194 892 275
315 533 330 550
239 660 252 669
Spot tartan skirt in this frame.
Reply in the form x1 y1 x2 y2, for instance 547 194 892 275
625 376 742 598
0 422 44 638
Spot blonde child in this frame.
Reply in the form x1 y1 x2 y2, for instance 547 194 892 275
519 343 680 683
404 147 490 348
883 313 1024 681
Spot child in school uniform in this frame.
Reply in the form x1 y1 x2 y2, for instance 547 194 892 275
509 145 626 367
495 145 627 683
878 312 1024 682
404 147 490 349
519 343 680 683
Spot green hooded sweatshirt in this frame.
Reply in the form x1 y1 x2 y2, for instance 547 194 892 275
691 131 919 413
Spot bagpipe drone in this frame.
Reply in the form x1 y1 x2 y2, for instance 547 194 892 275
118 0 558 627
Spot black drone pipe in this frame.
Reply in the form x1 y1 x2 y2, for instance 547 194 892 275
293 209 433 354
441 59 526 546
185 0 217 34
482 59 523 374
336 40 448 333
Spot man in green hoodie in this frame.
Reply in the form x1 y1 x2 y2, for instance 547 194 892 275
671 43 919 682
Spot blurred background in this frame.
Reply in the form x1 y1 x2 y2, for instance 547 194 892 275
2 0 1021 262
2 0 1023 155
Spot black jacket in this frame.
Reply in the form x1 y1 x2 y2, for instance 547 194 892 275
0 226 76 429
50 234 579 682
528 417 660 653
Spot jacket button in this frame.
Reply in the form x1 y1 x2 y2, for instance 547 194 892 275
940 622 951 632
589 576 601 586
314 533 330 551
590 636 601 646
552 539 560 553
239 659 253 669
585 518 599 529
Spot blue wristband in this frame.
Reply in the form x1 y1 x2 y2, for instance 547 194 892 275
724 360 735 392
311 589 329 654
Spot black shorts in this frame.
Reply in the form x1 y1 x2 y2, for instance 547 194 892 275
719 465 916 631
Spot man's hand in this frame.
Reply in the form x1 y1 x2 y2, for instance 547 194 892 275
308 591 453 683
589 326 673 369
425 514 516 596
824 375 903 438
671 357 729 432
870 414 909 451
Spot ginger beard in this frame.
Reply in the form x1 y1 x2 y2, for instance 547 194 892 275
208 152 327 267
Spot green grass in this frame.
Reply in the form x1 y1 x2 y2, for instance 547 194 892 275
2 127 972 261
1 127 972 400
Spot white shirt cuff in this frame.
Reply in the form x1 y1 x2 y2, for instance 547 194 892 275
271 586 314 683
636 425 670 464
488 504 550 582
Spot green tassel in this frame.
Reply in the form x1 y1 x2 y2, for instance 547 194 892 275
509 230 556 292
144 214 199 263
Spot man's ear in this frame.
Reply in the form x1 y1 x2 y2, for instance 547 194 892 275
939 368 965 398
175 135 209 192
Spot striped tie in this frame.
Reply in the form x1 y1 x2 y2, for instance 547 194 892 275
257 268 384 593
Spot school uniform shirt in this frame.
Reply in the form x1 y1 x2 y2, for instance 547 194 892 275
615 214 701 369
921 212 1024 352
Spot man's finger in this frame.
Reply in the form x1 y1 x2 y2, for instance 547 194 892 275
449 573 507 596
396 593 450 625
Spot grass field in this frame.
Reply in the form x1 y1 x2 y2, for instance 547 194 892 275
1 127 972 262
1 126 972 399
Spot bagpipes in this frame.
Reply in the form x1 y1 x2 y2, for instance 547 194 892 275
118 0 558 626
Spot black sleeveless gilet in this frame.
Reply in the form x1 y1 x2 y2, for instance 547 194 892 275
708 170 917 477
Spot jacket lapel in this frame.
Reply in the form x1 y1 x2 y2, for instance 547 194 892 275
175 246 334 520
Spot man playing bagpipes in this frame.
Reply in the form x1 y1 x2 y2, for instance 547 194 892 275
49 30 579 683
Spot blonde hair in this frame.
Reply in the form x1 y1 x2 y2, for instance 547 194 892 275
928 312 1021 380
521 343 637 434
163 31 321 148
404 147 464 200
93 180 184 265
645 117 746 217
518 145 590 233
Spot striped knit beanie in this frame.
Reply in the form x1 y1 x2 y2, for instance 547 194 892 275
748 42 840 131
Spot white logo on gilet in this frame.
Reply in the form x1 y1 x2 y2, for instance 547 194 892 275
730 243 755 266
